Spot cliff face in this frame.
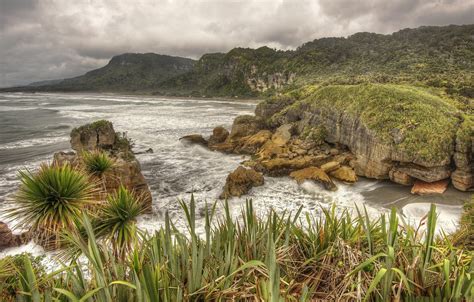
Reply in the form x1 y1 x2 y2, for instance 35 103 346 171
158 47 294 96
257 84 473 191
3 25 472 98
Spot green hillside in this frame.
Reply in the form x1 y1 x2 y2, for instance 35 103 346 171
2 24 473 99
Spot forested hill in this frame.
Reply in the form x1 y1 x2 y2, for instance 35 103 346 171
3 24 473 98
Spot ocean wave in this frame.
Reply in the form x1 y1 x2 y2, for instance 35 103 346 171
0 136 68 151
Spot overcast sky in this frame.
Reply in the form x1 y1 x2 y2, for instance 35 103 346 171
1 0 473 87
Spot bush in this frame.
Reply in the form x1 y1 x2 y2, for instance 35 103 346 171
6 163 96 248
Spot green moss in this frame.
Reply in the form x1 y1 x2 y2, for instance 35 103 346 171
297 84 462 163
71 119 112 135
457 114 474 151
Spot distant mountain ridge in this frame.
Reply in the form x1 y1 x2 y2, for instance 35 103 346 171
3 24 473 98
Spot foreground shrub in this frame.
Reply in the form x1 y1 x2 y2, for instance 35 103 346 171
94 185 146 257
6 163 96 248
3 198 473 301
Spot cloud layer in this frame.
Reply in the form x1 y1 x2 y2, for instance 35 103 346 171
1 0 473 87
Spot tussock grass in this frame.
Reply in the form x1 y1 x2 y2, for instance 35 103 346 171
81 150 115 177
2 197 472 301
5 163 97 248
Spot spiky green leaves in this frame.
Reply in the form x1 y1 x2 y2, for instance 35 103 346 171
7 163 96 247
81 150 115 177
94 186 145 257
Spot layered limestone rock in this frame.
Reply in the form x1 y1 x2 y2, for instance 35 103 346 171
184 113 358 198
70 120 116 151
220 166 264 199
56 120 152 211
255 84 472 192
330 166 358 183
246 65 296 92
0 222 31 251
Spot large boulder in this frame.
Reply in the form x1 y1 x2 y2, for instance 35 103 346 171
228 115 265 141
411 179 449 195
271 124 292 146
180 134 208 147
237 130 273 154
208 126 229 145
330 166 358 183
290 167 337 191
220 166 264 199
71 120 116 151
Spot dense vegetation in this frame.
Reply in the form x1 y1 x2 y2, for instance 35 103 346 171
1 191 473 301
3 25 473 99
15 53 195 93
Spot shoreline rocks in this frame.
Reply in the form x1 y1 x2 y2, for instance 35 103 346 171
0 222 32 251
56 120 153 211
220 166 264 199
182 84 472 197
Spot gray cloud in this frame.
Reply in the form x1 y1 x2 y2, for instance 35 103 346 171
0 0 473 87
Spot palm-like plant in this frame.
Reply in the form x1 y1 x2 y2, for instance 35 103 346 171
6 163 96 248
94 185 146 258
81 150 115 178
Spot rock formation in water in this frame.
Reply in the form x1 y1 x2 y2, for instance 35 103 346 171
252 84 473 193
220 166 264 199
0 222 31 251
55 120 152 211
184 83 473 197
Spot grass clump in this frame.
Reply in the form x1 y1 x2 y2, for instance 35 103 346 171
6 163 96 248
94 185 146 257
81 150 115 177
3 198 473 301
71 119 113 136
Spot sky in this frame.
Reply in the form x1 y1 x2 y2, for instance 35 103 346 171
1 0 473 87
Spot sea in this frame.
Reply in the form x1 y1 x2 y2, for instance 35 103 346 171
0 92 469 263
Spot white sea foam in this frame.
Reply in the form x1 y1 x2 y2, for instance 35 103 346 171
0 136 68 151
0 92 468 263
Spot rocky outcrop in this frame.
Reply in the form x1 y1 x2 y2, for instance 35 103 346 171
238 130 272 154
330 166 358 183
0 222 31 251
220 166 264 199
180 134 208 147
411 179 449 195
451 128 474 191
56 120 152 211
71 120 117 151
290 167 337 191
186 113 358 198
255 84 472 192
246 70 296 92
208 126 229 145
228 115 264 141
389 168 414 186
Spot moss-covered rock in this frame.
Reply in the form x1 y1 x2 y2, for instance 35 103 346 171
261 83 472 186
